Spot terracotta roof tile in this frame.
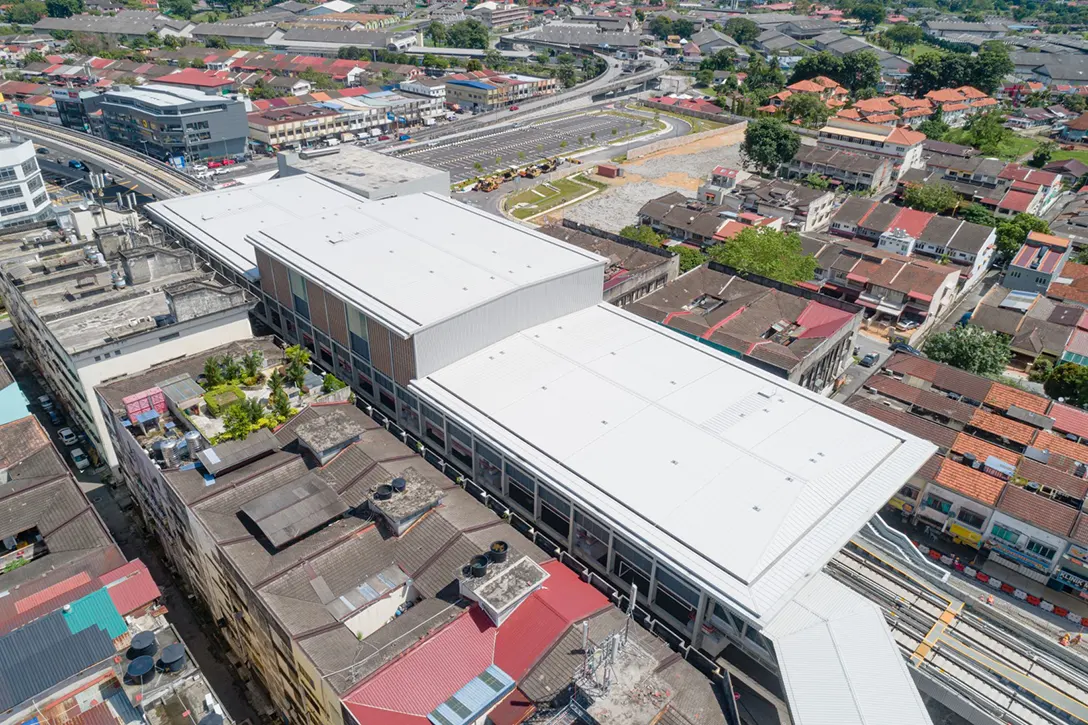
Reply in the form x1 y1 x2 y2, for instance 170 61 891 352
1047 401 1088 440
952 432 1019 467
984 383 1050 415
1033 429 1088 463
997 484 1079 538
1070 513 1088 547
884 353 993 402
864 375 979 423
1014 457 1088 499
969 409 1036 446
935 458 1006 506
847 398 958 450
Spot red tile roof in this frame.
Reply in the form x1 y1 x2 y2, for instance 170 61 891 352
984 383 1049 415
1015 457 1088 499
935 458 1005 506
969 409 1036 446
1033 429 1088 463
883 353 994 402
156 68 233 88
952 432 1019 467
1048 401 1088 440
14 571 93 614
100 559 161 615
1070 513 1088 547
888 207 934 238
997 484 1079 537
998 190 1036 213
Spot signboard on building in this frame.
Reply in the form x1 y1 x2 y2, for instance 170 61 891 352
990 539 1051 573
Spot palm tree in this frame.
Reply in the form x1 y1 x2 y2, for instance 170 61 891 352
495 155 502 167
202 356 223 388
241 350 263 380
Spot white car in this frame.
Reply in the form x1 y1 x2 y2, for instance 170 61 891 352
70 447 89 471
58 427 77 446
38 395 53 411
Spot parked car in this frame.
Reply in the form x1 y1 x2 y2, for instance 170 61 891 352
69 447 89 471
58 427 77 446
509 105 519 111
378 135 391 141
896 319 920 331
38 395 53 411
47 409 63 426
36 147 48 155
860 353 880 368
222 158 236 166
889 342 922 356
207 161 223 169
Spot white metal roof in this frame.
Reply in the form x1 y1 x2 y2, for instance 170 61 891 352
764 572 933 725
411 304 934 623
247 191 605 336
145 175 370 278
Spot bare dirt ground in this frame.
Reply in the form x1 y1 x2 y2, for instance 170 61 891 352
560 127 747 232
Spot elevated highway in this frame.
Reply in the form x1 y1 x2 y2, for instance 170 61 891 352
0 115 205 200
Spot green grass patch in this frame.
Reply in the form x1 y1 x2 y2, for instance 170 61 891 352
508 177 598 220
944 129 1040 161
1051 149 1088 165
634 104 725 134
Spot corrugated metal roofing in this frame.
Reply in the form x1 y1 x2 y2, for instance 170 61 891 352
764 572 933 725
63 588 127 640
101 559 161 616
427 665 514 725
0 610 115 711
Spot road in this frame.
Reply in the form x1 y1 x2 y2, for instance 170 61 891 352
0 321 260 725
397 111 650 182
832 332 887 402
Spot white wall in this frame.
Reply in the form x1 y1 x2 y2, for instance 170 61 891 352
987 509 1069 573
80 312 254 468
918 481 995 535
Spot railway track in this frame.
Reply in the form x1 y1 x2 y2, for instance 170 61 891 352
0 114 206 199
827 544 1088 725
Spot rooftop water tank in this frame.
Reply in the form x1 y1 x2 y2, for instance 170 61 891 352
159 643 186 673
161 439 180 468
184 430 204 459
129 631 157 659
126 655 156 685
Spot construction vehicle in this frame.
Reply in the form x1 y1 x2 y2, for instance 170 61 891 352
538 157 560 173
520 165 541 178
501 169 517 181
474 176 500 192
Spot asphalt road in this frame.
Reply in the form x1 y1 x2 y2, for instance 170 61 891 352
395 113 648 182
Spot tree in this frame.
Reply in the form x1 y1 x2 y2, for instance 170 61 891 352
884 23 923 52
794 0 811 14
903 181 960 212
7 1 46 24
425 20 446 46
805 173 829 189
672 18 694 38
222 355 242 383
446 18 488 49
557 62 576 88
204 35 228 49
648 14 672 39
21 49 45 64
707 227 817 283
918 118 949 141
248 78 277 100
789 52 843 85
742 118 800 175
203 356 223 388
784 92 832 128
222 404 255 441
620 225 664 246
322 373 346 394
841 50 881 94
1044 363 1088 406
422 54 448 69
241 350 263 382
923 325 1011 376
971 41 1014 95
270 385 292 419
723 16 759 44
849 2 885 29
700 48 736 72
45 0 81 17
284 345 310 390
695 68 714 87
298 67 336 90
465 59 482 72
959 203 995 226
673 246 707 273
964 111 1008 155
905 52 946 96
161 0 191 18
743 53 784 91
483 48 503 69
995 213 1049 258
1030 141 1056 168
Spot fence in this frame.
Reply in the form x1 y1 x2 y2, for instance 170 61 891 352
626 119 747 160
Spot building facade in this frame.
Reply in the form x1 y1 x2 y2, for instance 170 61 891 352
0 138 51 229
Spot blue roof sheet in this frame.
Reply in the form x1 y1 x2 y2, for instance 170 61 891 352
0 384 30 426
0 611 115 711
428 665 514 725
447 79 497 91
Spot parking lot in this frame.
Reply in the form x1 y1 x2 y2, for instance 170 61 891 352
394 113 648 182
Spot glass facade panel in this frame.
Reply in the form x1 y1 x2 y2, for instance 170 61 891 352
448 422 473 471
474 441 502 491
611 535 652 600
288 270 309 320
422 404 446 450
346 306 370 361
538 484 570 539
573 508 609 569
504 461 534 512
397 387 420 434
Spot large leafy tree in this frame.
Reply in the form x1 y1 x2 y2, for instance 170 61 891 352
45 0 81 17
742 118 800 175
903 181 960 213
917 118 949 141
995 213 1049 258
723 16 759 44
743 53 785 92
972 41 1014 95
884 23 923 52
841 50 881 93
906 42 1013 96
648 14 673 39
446 18 489 49
700 48 737 72
789 52 843 85
783 92 832 128
964 111 1009 155
959 203 995 226
1044 363 1088 406
620 225 664 246
849 3 885 29
923 325 1011 376
706 227 817 283
7 1 46 23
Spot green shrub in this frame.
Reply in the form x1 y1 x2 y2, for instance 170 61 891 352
322 373 347 394
203 384 246 417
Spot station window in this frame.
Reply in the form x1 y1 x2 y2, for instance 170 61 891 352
538 484 570 539
397 387 420 434
422 404 446 450
654 565 699 633
288 270 309 320
474 440 502 492
573 508 609 569
991 523 1020 543
374 371 396 412
346 306 370 361
611 535 652 601
1026 540 1056 560
504 461 535 513
447 421 473 471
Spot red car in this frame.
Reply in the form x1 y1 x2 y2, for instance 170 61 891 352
509 105 519 111
207 161 223 169
222 158 237 166
378 135 391 140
